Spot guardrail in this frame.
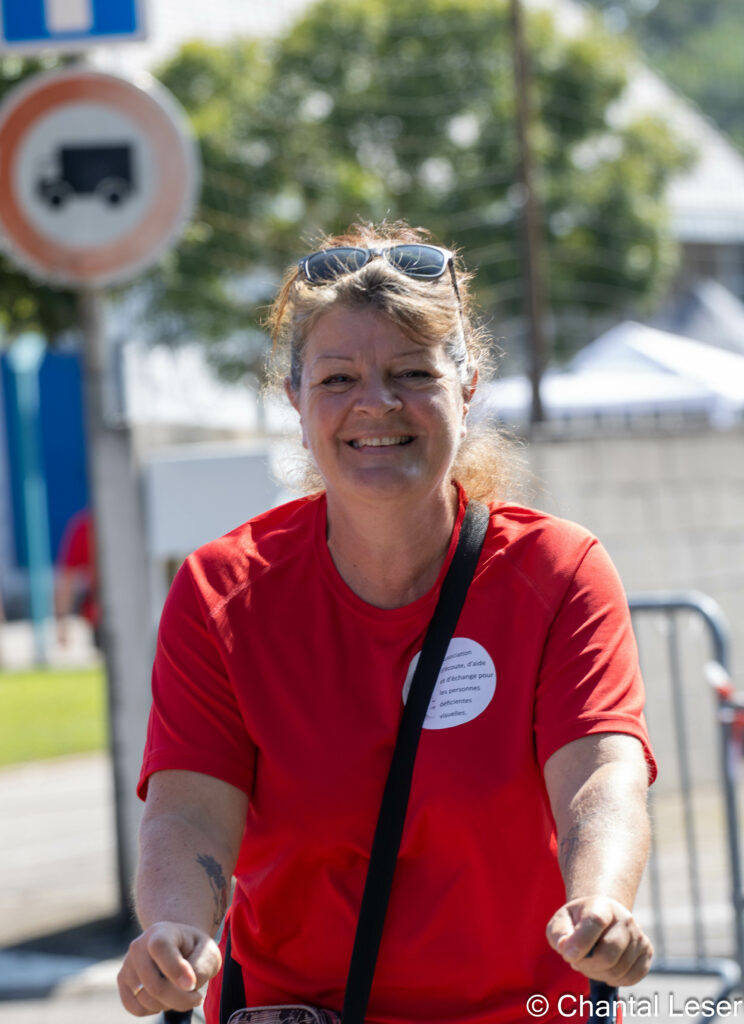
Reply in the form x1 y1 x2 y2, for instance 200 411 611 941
629 592 742 1019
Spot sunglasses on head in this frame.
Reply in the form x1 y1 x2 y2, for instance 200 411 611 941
299 242 452 280
298 243 463 310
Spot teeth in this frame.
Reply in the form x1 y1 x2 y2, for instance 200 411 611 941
350 436 412 448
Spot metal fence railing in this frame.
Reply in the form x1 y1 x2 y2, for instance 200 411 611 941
629 592 743 1018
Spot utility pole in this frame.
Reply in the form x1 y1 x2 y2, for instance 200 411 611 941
510 0 550 426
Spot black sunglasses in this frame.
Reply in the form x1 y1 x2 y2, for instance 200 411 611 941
298 243 462 310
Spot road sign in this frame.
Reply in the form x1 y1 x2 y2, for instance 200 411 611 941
0 0 146 53
0 68 200 287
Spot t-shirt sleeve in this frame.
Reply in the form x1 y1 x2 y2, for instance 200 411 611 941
534 538 657 783
58 513 89 569
137 558 257 800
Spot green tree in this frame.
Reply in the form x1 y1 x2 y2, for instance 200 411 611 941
152 0 690 365
0 58 79 346
144 39 278 359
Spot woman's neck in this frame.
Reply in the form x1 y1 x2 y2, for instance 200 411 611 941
325 485 460 608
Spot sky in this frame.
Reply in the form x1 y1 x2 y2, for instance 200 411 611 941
93 0 312 74
89 0 590 75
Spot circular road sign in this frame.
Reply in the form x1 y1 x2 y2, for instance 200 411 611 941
0 67 200 287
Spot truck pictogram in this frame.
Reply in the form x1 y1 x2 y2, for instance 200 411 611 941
36 143 136 209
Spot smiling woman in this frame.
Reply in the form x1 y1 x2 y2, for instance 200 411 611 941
283 305 473 605
265 220 521 504
120 220 656 1024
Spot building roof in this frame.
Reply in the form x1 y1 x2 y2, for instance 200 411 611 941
523 0 744 244
617 66 744 245
656 279 744 355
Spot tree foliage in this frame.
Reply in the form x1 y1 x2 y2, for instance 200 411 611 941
0 58 79 345
0 0 692 364
142 39 278 350
149 0 690 365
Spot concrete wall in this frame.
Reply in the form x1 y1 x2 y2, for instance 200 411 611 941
526 427 744 790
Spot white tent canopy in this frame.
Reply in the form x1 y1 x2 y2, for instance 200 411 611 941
476 322 744 430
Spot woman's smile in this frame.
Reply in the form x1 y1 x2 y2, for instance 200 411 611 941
347 435 415 449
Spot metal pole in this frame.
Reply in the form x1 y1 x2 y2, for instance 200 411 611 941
77 286 131 925
510 0 550 426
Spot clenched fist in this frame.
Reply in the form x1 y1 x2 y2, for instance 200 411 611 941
547 896 653 987
117 921 223 1017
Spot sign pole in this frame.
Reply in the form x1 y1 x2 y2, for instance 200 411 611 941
78 286 129 922
79 286 155 926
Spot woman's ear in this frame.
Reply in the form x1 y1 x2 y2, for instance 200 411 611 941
462 368 478 420
466 368 478 404
284 376 309 449
456 370 480 438
284 376 300 413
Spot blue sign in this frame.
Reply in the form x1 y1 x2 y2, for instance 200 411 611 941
0 0 146 52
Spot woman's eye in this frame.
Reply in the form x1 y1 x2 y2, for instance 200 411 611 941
322 374 351 385
400 369 431 379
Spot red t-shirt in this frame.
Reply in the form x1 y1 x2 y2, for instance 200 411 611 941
139 487 655 1024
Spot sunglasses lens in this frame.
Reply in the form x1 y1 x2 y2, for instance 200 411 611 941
303 248 370 282
387 245 448 279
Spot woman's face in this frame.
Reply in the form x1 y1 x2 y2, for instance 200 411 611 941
285 307 475 509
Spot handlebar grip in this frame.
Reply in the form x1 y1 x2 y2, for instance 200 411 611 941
163 1012 194 1024
588 980 621 1023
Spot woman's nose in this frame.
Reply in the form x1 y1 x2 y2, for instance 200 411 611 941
353 375 402 415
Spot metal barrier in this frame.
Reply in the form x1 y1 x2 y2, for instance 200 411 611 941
629 592 743 1018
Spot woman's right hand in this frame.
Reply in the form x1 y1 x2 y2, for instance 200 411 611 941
117 921 222 1017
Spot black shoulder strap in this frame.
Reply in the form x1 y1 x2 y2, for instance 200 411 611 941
340 499 490 1024
220 926 246 1024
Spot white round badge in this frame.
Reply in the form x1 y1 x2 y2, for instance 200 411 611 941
402 638 496 730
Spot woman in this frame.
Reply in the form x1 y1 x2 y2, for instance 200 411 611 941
118 221 655 1024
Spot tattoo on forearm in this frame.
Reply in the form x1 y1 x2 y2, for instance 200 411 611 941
558 810 604 873
196 853 228 929
559 825 582 870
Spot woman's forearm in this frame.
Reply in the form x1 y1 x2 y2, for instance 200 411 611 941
134 770 248 937
556 758 650 908
136 811 234 935
544 735 654 985
119 772 247 1016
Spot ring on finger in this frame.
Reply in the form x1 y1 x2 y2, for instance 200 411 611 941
132 983 145 998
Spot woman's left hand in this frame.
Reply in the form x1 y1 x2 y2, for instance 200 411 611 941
546 895 654 986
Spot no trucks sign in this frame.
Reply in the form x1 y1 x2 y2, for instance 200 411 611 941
0 67 200 286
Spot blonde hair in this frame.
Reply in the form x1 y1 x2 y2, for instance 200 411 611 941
264 220 528 504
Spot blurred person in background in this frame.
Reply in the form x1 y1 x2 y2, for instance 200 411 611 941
55 507 100 649
118 221 655 1024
